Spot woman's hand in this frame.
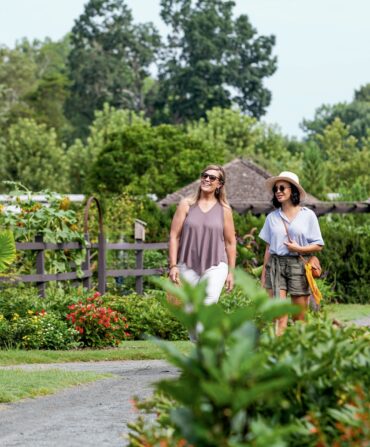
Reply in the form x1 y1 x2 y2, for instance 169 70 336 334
284 240 302 253
169 266 180 285
225 272 234 292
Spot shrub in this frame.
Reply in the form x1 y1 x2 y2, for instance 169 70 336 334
127 271 370 446
319 215 370 303
16 311 80 350
66 292 130 347
105 291 188 341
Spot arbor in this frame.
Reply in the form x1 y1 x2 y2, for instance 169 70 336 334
153 0 277 124
65 0 160 137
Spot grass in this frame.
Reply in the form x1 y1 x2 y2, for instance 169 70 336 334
0 369 111 403
0 340 192 366
325 304 370 322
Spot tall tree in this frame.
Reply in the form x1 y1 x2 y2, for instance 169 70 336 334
301 142 326 198
0 38 71 140
301 83 370 146
1 118 68 192
153 0 277 124
65 0 160 137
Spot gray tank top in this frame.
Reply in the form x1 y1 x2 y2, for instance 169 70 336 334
177 201 227 275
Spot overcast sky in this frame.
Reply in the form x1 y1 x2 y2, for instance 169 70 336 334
1 0 369 138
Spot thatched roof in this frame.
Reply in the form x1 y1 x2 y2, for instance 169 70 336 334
158 159 319 212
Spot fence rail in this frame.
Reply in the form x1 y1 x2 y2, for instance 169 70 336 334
0 238 168 297
0 195 169 297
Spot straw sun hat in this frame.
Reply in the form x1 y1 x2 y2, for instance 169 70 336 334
265 171 306 201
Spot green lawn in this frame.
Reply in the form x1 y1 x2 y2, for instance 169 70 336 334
325 304 370 322
0 341 191 366
0 369 111 403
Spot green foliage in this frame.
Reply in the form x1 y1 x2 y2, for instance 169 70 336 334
302 83 370 145
154 0 277 124
301 142 326 198
105 292 188 340
89 123 220 198
14 311 80 350
319 215 370 303
67 104 150 193
0 184 86 279
1 119 68 192
0 230 16 272
0 38 71 141
187 107 259 160
128 271 370 446
66 0 160 137
314 118 370 193
0 43 38 128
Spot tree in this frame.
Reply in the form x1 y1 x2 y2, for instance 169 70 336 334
1 118 68 192
24 36 72 140
65 0 161 137
89 123 221 198
0 44 38 127
0 38 72 141
301 83 370 145
315 118 369 192
67 104 150 192
153 0 277 124
187 107 259 160
300 142 326 198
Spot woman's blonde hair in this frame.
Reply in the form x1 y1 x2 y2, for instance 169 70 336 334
188 164 229 207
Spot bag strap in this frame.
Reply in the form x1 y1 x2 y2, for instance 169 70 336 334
280 216 307 265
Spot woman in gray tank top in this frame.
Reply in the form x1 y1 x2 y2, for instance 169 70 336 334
168 164 236 305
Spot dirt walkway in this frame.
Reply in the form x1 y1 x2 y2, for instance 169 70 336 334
0 360 178 447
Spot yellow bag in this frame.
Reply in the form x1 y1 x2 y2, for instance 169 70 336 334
305 263 322 305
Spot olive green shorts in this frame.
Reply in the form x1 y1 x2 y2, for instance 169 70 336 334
265 255 310 296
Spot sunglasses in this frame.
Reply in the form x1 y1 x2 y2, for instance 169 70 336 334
201 173 220 182
273 185 291 193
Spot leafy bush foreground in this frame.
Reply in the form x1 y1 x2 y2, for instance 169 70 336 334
127 271 370 447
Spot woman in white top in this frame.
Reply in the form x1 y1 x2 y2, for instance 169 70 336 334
259 171 324 335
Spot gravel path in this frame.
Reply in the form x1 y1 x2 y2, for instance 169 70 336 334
351 317 370 327
0 360 178 447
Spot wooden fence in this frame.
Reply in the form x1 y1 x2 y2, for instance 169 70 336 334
0 196 168 297
0 238 168 297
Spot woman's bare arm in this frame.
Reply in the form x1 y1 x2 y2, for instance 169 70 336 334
168 199 189 284
223 206 236 291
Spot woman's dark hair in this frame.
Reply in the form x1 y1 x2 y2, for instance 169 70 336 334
272 183 300 208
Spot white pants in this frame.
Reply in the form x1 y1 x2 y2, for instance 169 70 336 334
178 262 228 305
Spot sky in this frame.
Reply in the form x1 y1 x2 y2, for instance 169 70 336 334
0 0 369 138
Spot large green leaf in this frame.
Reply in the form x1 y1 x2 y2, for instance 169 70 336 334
0 230 16 272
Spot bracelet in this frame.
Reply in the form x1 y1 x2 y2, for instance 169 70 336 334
169 264 178 270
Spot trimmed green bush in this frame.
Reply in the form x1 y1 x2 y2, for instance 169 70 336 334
319 215 370 303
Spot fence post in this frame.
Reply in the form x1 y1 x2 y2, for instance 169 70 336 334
98 230 106 295
82 233 91 289
135 219 146 295
84 196 106 294
35 234 46 298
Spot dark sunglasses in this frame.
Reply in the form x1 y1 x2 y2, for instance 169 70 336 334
273 185 291 193
201 173 220 182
